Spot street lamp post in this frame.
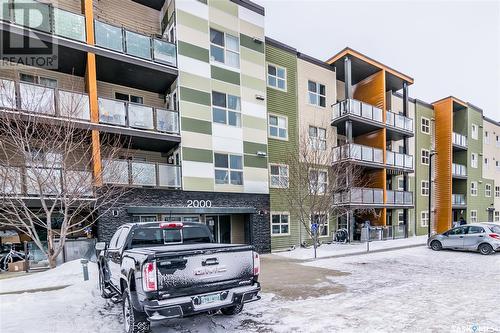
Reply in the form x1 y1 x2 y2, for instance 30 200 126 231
428 150 437 238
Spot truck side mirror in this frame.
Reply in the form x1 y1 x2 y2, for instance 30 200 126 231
95 242 107 251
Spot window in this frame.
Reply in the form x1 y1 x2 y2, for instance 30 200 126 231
468 226 485 234
270 164 289 188
484 158 489 169
470 210 477 223
420 211 429 227
497 136 500 147
116 227 130 248
495 186 500 197
398 212 404 225
133 215 158 222
471 181 478 196
397 178 404 190
109 228 123 249
421 149 430 165
471 153 478 168
484 131 490 144
307 80 326 107
267 64 286 90
497 161 500 171
212 91 241 127
309 169 327 194
421 180 429 196
214 153 243 185
471 124 478 140
209 28 239 68
271 213 289 235
115 92 143 104
485 184 492 197
311 214 328 237
421 117 430 134
308 126 326 150
495 211 500 222
20 73 58 88
268 114 287 140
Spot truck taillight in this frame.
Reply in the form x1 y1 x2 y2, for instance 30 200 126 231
489 233 500 240
142 262 157 292
253 251 260 276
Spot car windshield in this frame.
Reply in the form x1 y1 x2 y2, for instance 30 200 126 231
130 225 212 248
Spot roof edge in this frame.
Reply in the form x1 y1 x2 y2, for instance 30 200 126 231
230 0 265 15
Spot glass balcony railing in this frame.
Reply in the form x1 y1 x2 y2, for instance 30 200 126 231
58 89 91 120
0 79 17 109
332 143 384 165
19 82 56 115
386 190 413 205
98 97 180 135
332 99 383 123
452 163 467 177
386 151 413 170
94 19 177 67
0 166 23 194
452 132 468 148
333 187 384 205
102 159 181 189
452 194 466 206
386 111 413 132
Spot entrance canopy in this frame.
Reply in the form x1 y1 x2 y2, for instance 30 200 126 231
126 206 257 215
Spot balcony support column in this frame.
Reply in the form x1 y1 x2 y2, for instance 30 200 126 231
345 120 353 143
402 81 410 237
344 56 352 99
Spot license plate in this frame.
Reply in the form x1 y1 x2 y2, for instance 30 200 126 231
199 293 221 305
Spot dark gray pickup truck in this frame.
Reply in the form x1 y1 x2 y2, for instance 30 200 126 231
96 222 261 333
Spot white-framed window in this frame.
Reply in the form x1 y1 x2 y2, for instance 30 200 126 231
311 213 328 237
309 169 327 194
470 210 477 223
471 124 478 140
484 131 490 144
496 135 500 147
209 28 240 68
495 186 500 197
484 158 489 169
214 153 243 185
20 73 58 88
269 164 289 188
308 126 326 150
420 211 429 227
421 180 429 196
471 153 478 168
398 212 404 225
307 80 326 107
485 184 492 197
212 91 241 127
268 114 288 140
271 213 289 236
471 181 478 196
421 117 430 134
495 211 500 222
267 63 286 90
397 178 404 191
421 149 430 165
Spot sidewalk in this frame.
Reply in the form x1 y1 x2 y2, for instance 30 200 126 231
272 235 428 261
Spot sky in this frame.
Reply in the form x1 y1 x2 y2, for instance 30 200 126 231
253 0 500 120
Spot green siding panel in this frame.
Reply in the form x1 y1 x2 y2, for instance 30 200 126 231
244 155 268 169
209 0 238 16
181 117 212 135
177 10 208 33
178 41 209 63
211 66 240 85
243 141 267 155
180 87 211 106
240 33 264 53
182 147 213 163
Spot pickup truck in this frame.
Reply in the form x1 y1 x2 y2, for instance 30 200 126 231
96 222 261 333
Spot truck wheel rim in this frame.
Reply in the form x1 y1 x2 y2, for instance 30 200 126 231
124 296 131 332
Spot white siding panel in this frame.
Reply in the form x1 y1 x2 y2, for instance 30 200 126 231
182 161 214 178
244 180 268 194
177 55 211 78
238 7 264 28
175 0 209 20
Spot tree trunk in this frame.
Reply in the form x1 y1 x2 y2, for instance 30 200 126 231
47 228 57 269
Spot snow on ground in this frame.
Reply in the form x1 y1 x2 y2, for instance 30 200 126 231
274 235 428 260
1 248 499 333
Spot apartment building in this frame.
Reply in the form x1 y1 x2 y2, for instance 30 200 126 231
483 117 500 222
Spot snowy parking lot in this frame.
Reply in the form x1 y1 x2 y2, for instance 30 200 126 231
0 246 499 333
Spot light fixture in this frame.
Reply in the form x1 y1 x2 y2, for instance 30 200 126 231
256 151 267 157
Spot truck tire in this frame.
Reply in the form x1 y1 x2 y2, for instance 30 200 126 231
220 303 244 315
123 290 150 333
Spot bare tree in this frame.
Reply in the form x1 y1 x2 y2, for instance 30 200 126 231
278 124 374 258
0 78 133 268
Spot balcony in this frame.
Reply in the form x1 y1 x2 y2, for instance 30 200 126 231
452 132 468 150
102 159 181 189
385 111 414 139
332 143 384 168
452 163 467 179
331 99 384 137
452 194 466 208
333 187 384 207
386 190 413 207
386 151 413 172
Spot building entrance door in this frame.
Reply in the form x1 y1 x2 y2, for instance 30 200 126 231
206 215 231 243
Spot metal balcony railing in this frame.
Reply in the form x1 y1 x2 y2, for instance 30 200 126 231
332 144 384 165
452 193 466 206
386 111 413 132
332 99 383 123
333 187 384 205
386 151 413 170
452 163 467 177
452 132 468 148
386 190 413 205
102 159 181 189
